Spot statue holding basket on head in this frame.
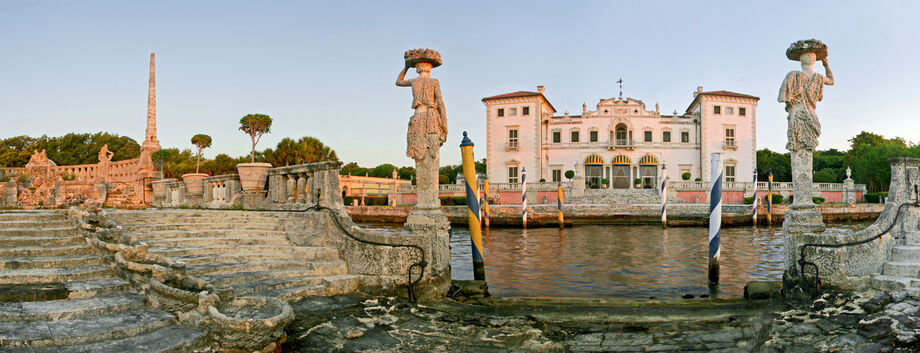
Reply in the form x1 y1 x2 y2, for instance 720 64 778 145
397 48 447 210
779 39 834 152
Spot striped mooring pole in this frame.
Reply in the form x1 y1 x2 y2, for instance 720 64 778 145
708 153 723 285
482 177 491 228
557 182 564 228
751 169 759 226
660 164 669 227
767 171 774 225
521 167 528 228
460 132 485 280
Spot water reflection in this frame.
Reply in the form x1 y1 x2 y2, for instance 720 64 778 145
361 222 870 299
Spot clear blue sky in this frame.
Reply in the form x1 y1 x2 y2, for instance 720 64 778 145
1 1 918 167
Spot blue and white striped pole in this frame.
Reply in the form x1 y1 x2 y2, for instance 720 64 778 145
751 169 759 226
708 153 723 285
521 167 527 228
660 164 669 226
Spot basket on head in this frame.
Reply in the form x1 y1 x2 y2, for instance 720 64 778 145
404 48 442 68
786 39 828 61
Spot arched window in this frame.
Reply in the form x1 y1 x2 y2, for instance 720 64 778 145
615 124 628 146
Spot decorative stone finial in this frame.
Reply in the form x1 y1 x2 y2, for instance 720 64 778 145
460 131 474 147
846 166 852 178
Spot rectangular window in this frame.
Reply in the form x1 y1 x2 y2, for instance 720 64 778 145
590 130 598 142
510 108 517 116
571 131 580 142
727 107 734 115
553 131 561 143
725 165 736 183
644 131 652 142
497 108 504 117
725 128 735 147
739 107 746 116
522 106 530 115
508 166 519 184
552 169 562 182
508 129 518 148
713 105 721 114
681 131 690 143
663 131 671 142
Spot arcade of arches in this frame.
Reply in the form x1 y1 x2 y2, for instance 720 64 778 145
583 154 660 189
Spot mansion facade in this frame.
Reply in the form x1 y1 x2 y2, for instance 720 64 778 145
482 86 758 189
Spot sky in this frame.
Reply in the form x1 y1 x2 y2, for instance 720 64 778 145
1 1 918 167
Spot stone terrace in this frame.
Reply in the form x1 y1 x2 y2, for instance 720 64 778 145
108 209 362 301
0 210 204 352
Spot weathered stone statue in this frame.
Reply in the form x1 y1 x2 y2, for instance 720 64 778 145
396 49 451 294
397 49 450 233
98 144 114 163
780 39 832 234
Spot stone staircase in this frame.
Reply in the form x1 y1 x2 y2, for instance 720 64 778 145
0 210 205 352
871 230 920 296
109 209 361 302
568 188 676 205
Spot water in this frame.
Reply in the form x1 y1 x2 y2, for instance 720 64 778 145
361 222 872 299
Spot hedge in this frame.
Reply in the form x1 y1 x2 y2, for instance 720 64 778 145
812 196 825 204
745 194 786 205
343 196 389 206
439 196 468 206
864 192 889 203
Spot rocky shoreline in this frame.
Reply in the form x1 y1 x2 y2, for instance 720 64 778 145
281 284 919 352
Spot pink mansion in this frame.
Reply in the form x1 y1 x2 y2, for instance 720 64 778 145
482 86 759 189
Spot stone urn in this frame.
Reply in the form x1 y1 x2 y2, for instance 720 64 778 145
207 296 294 352
181 173 208 196
236 163 272 191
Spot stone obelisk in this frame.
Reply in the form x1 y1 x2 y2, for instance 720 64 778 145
139 53 161 178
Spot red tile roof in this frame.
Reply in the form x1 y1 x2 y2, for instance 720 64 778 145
481 91 542 100
698 90 760 100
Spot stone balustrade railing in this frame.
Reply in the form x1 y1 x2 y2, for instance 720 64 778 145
669 180 866 192
400 181 574 194
203 174 241 207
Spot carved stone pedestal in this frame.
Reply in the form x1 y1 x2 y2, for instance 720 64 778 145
241 190 268 209
404 206 451 299
783 149 827 234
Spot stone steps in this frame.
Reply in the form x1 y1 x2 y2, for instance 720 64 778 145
202 263 348 287
0 211 205 352
0 227 78 237
2 324 209 353
119 222 283 231
890 245 920 262
149 244 339 260
906 231 920 246
0 235 84 247
882 261 920 278
186 260 312 276
0 308 175 348
0 293 148 322
126 229 288 240
0 265 115 285
143 236 292 248
0 254 101 270
871 274 920 291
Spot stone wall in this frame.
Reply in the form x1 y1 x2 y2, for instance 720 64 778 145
784 157 920 291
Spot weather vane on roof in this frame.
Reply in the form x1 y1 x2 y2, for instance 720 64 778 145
617 77 623 99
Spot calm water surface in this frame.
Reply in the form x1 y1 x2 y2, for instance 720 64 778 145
361 222 871 299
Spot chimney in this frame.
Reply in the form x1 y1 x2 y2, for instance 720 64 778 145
537 85 545 95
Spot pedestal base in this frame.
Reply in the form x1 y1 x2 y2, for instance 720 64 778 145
782 205 826 234
241 190 268 209
404 207 450 233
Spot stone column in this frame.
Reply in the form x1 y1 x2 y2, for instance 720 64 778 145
783 149 826 234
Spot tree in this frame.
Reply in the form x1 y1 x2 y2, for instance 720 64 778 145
202 153 241 176
475 158 486 175
191 134 212 174
151 148 197 178
341 162 368 176
564 170 575 180
397 166 415 180
370 163 398 178
262 136 337 167
239 114 272 163
756 149 791 181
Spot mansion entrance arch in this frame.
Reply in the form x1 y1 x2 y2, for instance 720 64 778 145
639 154 659 189
584 155 604 189
611 155 631 189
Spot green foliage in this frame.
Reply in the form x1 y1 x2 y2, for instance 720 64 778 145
191 134 212 150
239 114 273 163
844 132 918 192
601 178 608 185
438 196 467 206
744 196 754 205
369 163 397 178
564 170 575 180
756 149 791 182
772 194 784 204
261 136 338 167
681 172 691 181
341 162 368 176
539 178 546 182
397 166 415 180
439 165 463 184
62 173 76 181
201 153 244 176
0 174 8 183
475 158 486 175
343 196 388 206
864 192 889 203
151 148 197 178
812 196 825 204
694 177 701 182
438 174 449 184
634 178 641 185
0 133 139 167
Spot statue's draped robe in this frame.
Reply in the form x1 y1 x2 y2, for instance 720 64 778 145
779 70 826 151
400 76 447 160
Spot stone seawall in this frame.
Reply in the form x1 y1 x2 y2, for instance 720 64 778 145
346 203 884 227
